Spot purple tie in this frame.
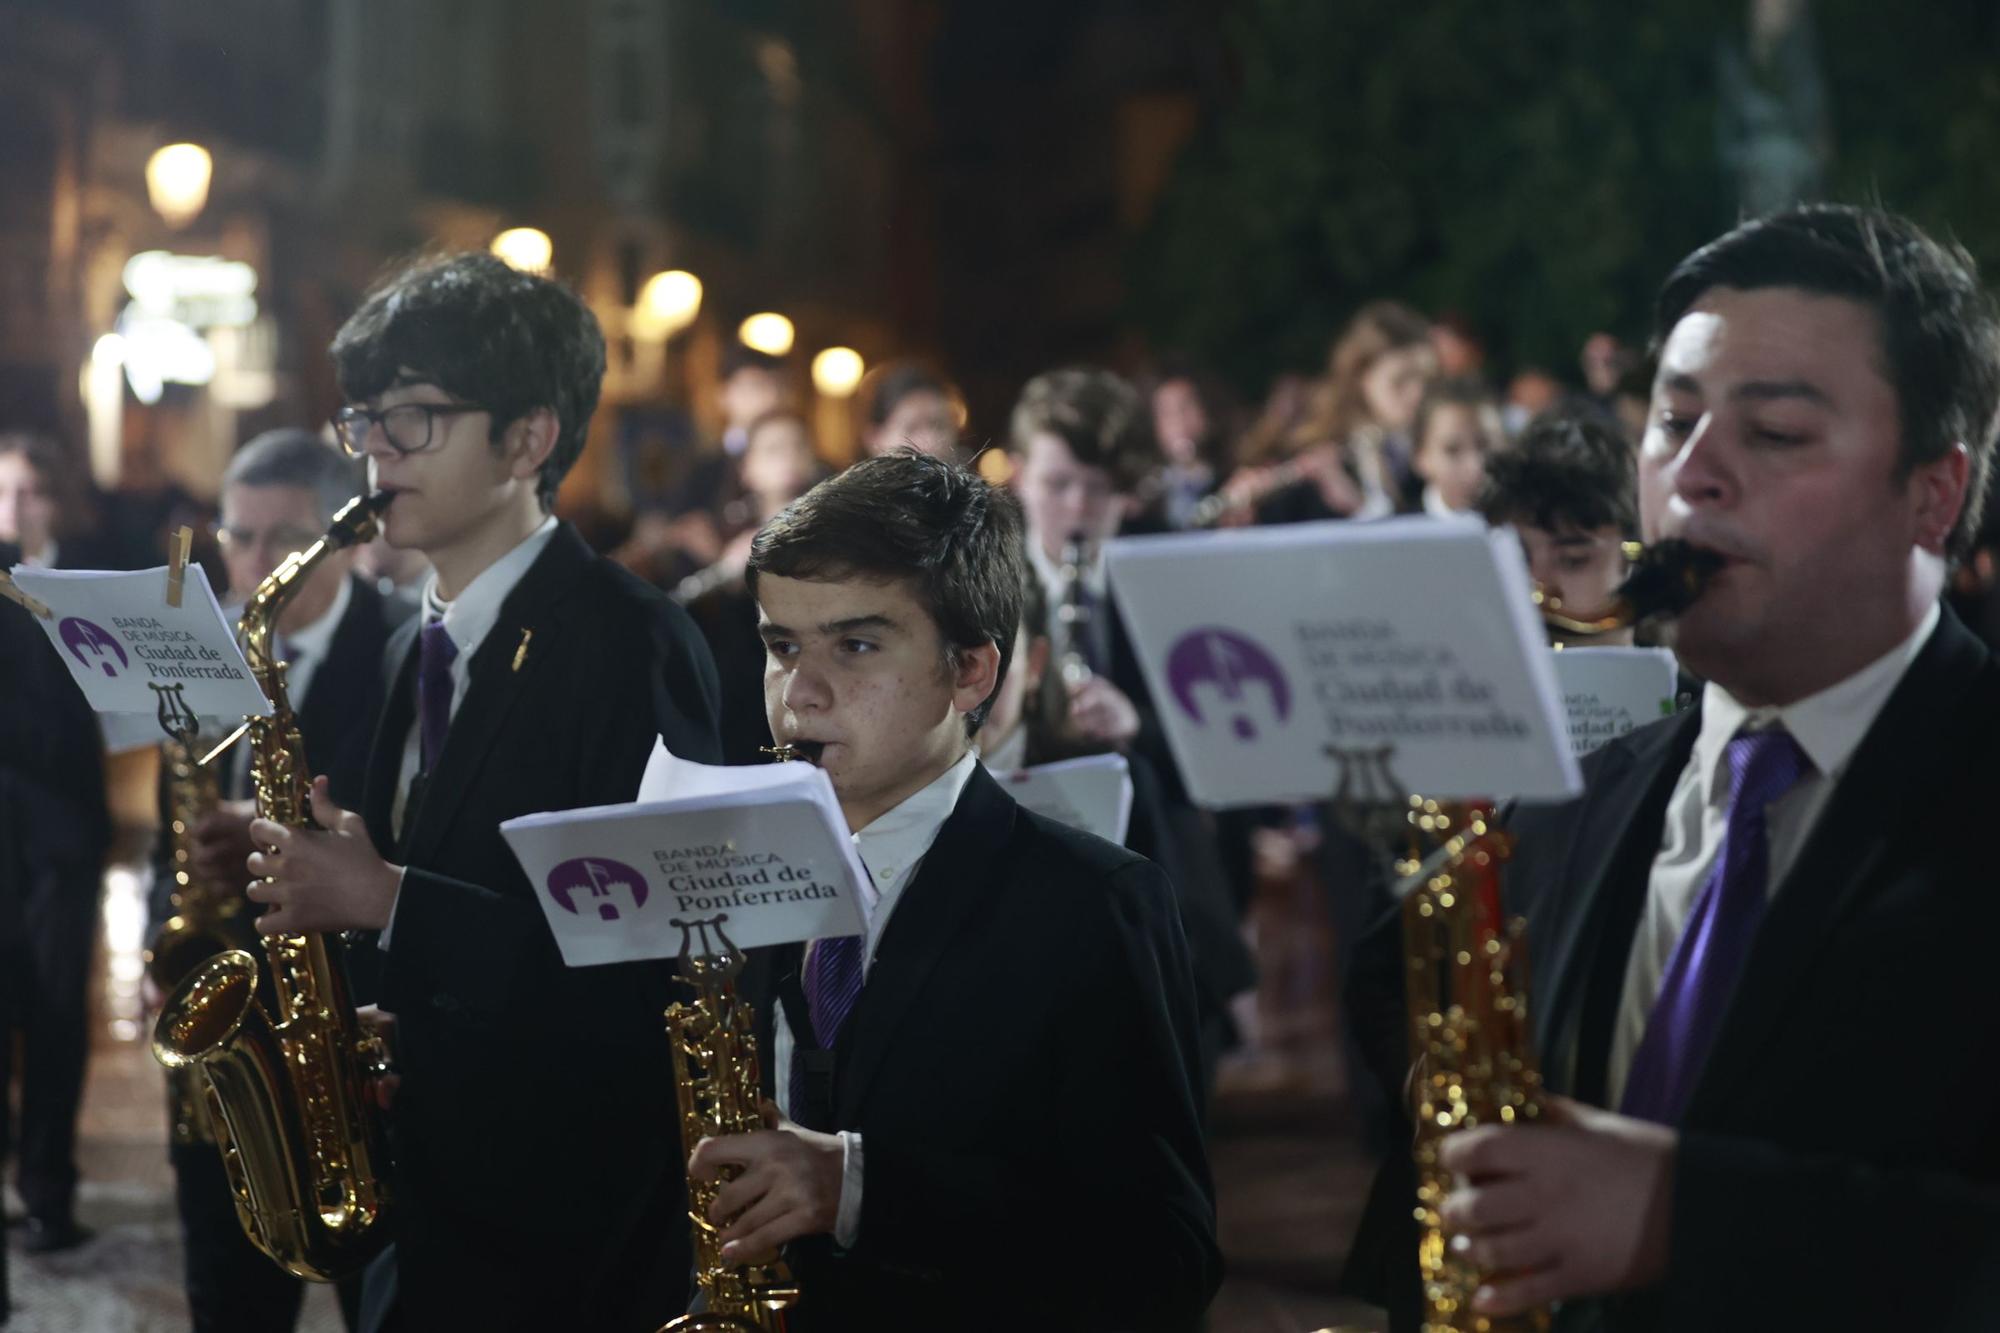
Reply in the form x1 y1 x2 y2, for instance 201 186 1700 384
1621 726 1812 1124
790 933 865 1119
417 617 457 771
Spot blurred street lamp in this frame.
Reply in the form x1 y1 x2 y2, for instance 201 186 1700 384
811 347 865 398
491 227 553 273
739 312 795 357
634 269 703 338
146 143 212 228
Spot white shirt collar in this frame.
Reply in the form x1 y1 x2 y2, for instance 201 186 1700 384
850 750 979 913
284 571 351 662
1024 533 1107 600
1421 484 1466 519
421 515 559 658
1694 600 1940 804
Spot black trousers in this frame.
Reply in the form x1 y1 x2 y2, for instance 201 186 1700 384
0 858 98 1224
171 1139 306 1333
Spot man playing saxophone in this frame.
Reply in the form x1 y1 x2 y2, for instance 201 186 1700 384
684 450 1221 1331
148 429 410 1333
1344 205 2000 1331
240 254 723 1331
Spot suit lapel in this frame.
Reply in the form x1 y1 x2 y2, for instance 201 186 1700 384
399 524 593 868
834 764 1017 1124
1530 710 1699 1102
1685 612 1991 1121
363 614 421 855
298 576 374 750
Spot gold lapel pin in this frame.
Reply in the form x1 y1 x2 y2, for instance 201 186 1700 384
512 627 534 673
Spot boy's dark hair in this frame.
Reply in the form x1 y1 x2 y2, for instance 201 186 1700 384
1654 203 2000 559
330 252 605 511
746 449 1025 735
1009 367 1155 493
1412 376 1501 455
720 345 786 383
1477 411 1638 537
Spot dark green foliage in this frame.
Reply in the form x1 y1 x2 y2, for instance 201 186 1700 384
1133 0 2000 393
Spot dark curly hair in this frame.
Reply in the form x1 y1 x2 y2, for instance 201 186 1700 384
1477 412 1637 538
330 251 606 510
746 448 1026 735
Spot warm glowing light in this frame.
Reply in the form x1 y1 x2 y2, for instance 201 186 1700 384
738 312 795 357
811 347 865 398
91 333 126 368
634 270 703 338
146 143 213 228
490 227 554 273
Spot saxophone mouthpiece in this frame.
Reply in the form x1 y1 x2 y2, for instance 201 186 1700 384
327 491 394 550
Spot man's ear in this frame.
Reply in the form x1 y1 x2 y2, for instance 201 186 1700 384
1912 441 1971 555
951 640 1002 717
505 407 562 482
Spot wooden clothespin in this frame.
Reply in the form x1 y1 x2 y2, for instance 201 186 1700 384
165 525 194 608
0 570 52 619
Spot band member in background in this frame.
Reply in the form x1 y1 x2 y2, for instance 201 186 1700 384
149 428 412 1332
688 450 1220 1330
1475 412 1641 646
241 253 723 1331
856 361 965 461
1409 376 1505 519
1347 204 2000 1330
0 431 110 1256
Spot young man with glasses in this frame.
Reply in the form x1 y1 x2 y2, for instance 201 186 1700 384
153 427 410 1333
243 253 723 1331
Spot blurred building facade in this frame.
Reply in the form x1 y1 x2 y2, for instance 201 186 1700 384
0 0 1219 514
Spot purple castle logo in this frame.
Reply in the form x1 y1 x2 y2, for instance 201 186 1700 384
59 617 128 678
546 857 650 922
1165 627 1290 741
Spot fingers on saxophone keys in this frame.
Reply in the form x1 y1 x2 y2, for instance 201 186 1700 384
1448 1223 1552 1275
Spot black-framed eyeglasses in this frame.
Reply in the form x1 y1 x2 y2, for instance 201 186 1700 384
332 403 488 457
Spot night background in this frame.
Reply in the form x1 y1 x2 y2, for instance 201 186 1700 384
7 0 1998 508
5 1 2000 1328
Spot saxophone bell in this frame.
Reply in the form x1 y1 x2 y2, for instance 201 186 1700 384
149 488 396 1281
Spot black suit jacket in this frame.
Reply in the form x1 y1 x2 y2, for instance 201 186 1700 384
0 597 108 873
359 523 721 1315
1344 607 2000 1331
756 764 1222 1332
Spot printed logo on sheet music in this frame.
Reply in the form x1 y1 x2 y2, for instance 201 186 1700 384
546 857 652 922
1164 627 1291 740
58 617 129 677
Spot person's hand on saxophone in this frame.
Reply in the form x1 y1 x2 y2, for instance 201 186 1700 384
244 775 403 933
686 1099 845 1264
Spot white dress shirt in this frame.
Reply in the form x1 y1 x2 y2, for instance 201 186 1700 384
380 515 559 945
773 749 979 1248
1605 602 1940 1104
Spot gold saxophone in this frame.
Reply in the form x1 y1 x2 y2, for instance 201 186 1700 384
146 682 257 1145
1397 539 1718 1332
659 913 800 1332
150 491 395 1282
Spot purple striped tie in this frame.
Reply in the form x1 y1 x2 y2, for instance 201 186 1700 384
417 617 457 771
1621 726 1812 1124
790 934 865 1120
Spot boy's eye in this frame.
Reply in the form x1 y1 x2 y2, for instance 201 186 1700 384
1658 411 1697 438
764 639 798 658
840 639 877 654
